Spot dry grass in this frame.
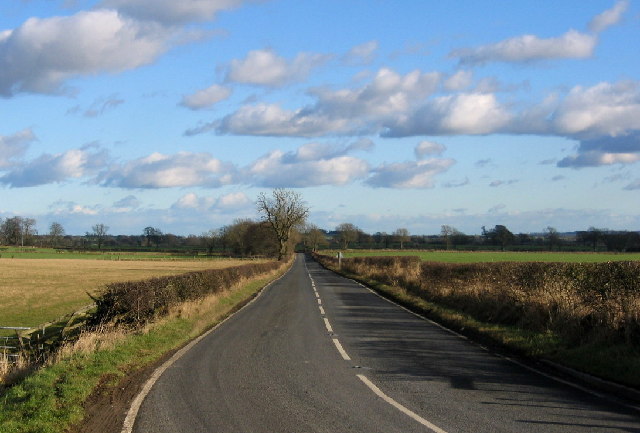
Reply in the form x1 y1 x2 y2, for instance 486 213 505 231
0 258 256 328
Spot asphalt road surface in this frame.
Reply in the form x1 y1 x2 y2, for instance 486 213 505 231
132 254 640 432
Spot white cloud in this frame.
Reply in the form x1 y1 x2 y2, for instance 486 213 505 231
171 191 251 212
589 0 628 33
226 49 330 87
100 0 252 25
0 129 36 168
444 70 473 91
451 29 596 65
214 68 442 137
366 158 455 189
384 93 512 136
216 103 349 137
0 145 109 187
112 195 141 212
99 151 236 188
0 10 172 95
552 81 640 138
180 84 231 110
558 151 640 168
415 141 445 159
248 148 369 187
343 40 378 65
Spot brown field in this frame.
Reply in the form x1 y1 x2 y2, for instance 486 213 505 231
0 258 257 328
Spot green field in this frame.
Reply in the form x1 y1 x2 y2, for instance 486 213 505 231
0 247 215 261
333 250 640 263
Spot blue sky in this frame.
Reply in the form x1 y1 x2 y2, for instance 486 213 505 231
1 0 639 236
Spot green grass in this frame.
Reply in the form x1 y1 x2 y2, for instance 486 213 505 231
0 267 289 433
331 249 640 263
0 247 218 261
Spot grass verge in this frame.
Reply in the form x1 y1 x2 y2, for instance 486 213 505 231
329 249 640 263
320 260 640 389
0 262 290 433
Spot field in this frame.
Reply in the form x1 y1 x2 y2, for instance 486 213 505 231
0 257 257 329
336 250 640 263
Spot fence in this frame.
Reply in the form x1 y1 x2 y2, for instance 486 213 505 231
0 304 95 364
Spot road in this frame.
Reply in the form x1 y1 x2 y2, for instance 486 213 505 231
131 254 640 432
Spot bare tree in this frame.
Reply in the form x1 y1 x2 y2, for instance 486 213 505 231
393 228 410 249
441 225 455 250
257 189 309 260
336 223 359 250
49 222 65 247
544 226 561 251
90 223 109 249
304 224 328 252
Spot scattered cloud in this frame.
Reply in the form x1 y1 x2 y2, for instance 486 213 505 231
451 30 596 66
0 129 36 168
366 158 455 189
343 40 379 65
444 70 473 91
624 179 640 190
588 0 628 33
551 81 640 138
247 144 370 187
489 179 519 187
112 195 141 211
226 48 330 88
415 140 446 159
67 95 124 117
171 191 251 212
212 67 442 137
98 151 236 188
384 92 512 136
442 177 470 188
99 0 253 25
0 10 173 96
180 84 231 110
0 145 109 187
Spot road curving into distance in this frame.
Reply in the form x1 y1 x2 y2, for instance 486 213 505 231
130 254 640 433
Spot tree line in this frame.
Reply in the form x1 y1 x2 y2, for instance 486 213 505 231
2 193 639 255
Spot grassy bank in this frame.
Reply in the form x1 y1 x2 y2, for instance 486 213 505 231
0 260 291 433
331 249 640 263
314 253 640 388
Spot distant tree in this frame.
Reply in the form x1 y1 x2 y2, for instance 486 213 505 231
487 225 515 251
49 222 65 247
21 218 37 246
257 189 309 260
201 229 218 255
440 225 456 250
336 223 360 249
143 226 163 247
90 223 109 249
304 224 328 252
1 217 23 245
586 227 604 252
544 226 561 251
224 219 253 256
393 228 410 249
244 221 280 258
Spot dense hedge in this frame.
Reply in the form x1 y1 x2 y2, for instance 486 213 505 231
94 260 284 325
314 254 640 346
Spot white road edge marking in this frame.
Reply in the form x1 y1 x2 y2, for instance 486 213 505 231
332 338 351 360
357 374 448 433
120 262 294 433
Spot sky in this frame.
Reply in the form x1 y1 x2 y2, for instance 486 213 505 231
0 0 639 236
